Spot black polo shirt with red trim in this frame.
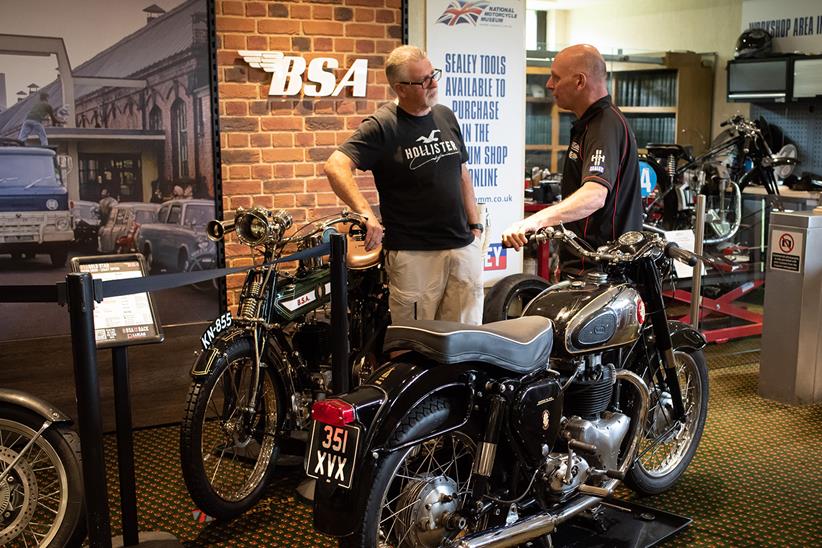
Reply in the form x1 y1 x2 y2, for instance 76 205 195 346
560 95 642 250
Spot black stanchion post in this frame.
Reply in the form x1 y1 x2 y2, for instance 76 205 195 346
66 272 113 548
112 346 139 546
330 233 349 394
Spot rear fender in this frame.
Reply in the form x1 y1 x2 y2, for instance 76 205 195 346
312 355 478 538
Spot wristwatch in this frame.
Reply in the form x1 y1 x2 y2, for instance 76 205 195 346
468 223 484 233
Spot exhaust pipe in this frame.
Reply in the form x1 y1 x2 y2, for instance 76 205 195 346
449 370 649 548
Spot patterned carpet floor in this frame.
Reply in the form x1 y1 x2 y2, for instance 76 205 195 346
102 337 822 547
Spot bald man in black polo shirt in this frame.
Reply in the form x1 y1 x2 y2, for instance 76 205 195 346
503 44 641 253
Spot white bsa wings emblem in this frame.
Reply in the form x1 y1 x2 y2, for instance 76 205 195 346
542 409 550 430
239 50 368 97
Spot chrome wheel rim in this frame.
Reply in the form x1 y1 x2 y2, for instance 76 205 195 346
199 358 278 502
0 419 70 547
637 351 702 477
375 432 476 548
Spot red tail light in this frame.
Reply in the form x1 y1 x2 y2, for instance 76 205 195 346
312 399 356 426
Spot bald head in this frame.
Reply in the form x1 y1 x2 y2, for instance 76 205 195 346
547 44 609 117
556 44 607 84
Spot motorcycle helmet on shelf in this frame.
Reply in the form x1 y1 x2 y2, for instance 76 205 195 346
735 28 773 58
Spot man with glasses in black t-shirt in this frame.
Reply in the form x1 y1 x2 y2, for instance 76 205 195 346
324 45 484 324
502 44 642 259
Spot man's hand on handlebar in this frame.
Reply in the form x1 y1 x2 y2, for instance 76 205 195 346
501 218 542 251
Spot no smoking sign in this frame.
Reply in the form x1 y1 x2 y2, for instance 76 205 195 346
770 229 803 273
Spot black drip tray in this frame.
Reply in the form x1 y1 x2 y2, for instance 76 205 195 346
549 497 691 548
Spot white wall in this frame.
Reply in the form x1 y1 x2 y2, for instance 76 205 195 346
556 0 747 140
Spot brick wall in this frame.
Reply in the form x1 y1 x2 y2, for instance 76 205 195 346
216 0 402 307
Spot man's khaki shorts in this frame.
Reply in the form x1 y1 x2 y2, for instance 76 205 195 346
384 237 483 325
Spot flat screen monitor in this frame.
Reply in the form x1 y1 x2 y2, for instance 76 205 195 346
793 58 822 99
727 59 789 102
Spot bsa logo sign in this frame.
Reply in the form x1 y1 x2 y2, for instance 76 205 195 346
436 1 517 27
484 243 507 271
239 50 368 97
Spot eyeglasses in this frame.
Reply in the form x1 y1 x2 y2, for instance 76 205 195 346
398 69 442 89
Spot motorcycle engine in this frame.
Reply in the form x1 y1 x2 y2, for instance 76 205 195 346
537 356 632 497
293 320 331 370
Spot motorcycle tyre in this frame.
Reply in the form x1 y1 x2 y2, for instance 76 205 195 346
0 404 86 548
483 273 550 323
180 337 285 521
339 396 454 548
626 348 709 495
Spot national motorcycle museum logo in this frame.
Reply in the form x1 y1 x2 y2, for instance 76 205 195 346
435 1 517 27
239 51 368 97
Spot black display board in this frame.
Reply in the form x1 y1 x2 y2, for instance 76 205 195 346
70 254 163 348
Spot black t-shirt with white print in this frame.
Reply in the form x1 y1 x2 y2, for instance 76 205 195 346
561 95 642 250
338 103 472 251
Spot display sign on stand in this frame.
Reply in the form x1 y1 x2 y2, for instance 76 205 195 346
69 254 175 547
70 255 163 348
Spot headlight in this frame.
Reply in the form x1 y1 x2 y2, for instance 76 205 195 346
56 217 70 230
198 240 210 251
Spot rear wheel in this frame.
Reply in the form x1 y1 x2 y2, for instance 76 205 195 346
180 337 284 520
483 273 549 323
626 348 709 495
341 397 478 548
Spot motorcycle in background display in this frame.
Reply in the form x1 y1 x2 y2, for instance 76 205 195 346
310 227 708 548
180 208 390 520
0 389 85 547
641 115 798 245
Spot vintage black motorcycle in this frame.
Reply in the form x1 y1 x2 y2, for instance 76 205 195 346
641 114 798 245
180 207 390 520
310 227 708 547
0 389 85 547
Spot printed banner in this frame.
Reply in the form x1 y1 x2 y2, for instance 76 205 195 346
742 0 822 54
426 0 526 285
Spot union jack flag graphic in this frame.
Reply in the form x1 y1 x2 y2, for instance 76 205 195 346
436 1 490 26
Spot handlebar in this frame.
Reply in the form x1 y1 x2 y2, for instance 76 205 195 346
517 227 700 268
664 242 699 266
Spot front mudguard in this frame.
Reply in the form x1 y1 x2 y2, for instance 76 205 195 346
668 320 707 352
190 327 248 378
0 388 72 424
312 356 478 538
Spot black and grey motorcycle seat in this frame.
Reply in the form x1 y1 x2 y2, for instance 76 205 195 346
384 316 553 373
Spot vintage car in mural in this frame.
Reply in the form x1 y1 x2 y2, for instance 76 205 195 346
0 139 73 266
97 202 160 254
136 199 216 274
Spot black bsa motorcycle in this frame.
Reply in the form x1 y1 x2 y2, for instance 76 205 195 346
179 207 390 520
309 227 709 548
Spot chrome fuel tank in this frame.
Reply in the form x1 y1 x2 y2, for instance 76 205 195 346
523 277 643 356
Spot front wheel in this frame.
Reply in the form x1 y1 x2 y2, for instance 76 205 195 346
626 348 709 495
0 404 85 547
341 397 478 548
180 337 284 520
483 273 550 323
